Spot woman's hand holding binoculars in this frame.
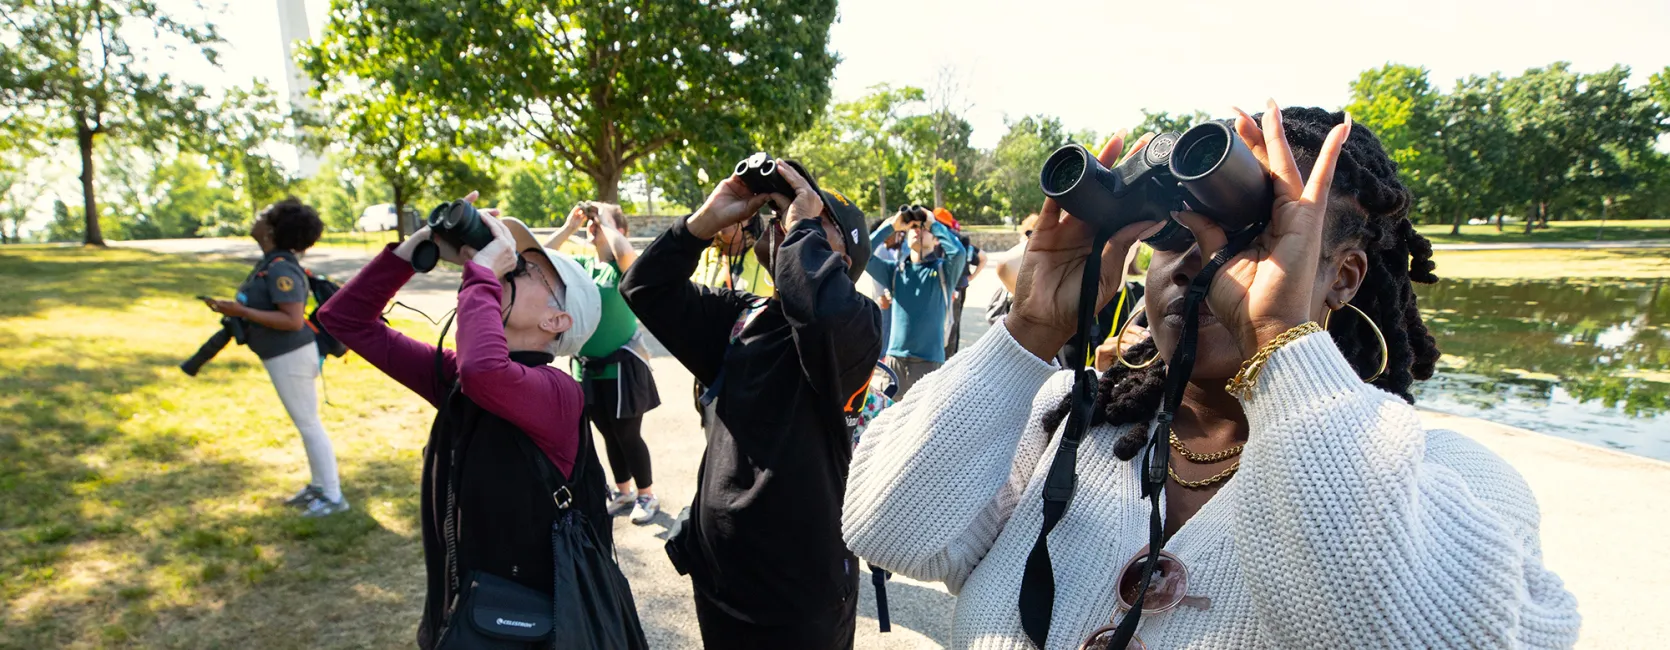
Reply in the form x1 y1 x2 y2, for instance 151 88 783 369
688 177 777 240
1008 132 1165 362
1174 102 1352 360
459 209 519 278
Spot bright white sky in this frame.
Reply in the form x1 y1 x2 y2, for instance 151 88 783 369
20 0 1670 229
178 0 1670 150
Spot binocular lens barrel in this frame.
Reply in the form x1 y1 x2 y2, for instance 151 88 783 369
1168 121 1271 233
1039 144 1132 230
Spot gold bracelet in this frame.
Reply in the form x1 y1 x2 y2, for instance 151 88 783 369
1225 322 1324 399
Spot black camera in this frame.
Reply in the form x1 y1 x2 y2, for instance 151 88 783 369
732 152 796 198
1039 119 1272 251
411 200 497 273
180 317 246 376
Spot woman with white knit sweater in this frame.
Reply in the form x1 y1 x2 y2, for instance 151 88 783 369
842 104 1581 649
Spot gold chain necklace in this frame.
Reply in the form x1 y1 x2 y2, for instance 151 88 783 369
1168 461 1240 489
1169 431 1244 464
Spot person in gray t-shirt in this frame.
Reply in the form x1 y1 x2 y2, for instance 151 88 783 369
201 198 346 517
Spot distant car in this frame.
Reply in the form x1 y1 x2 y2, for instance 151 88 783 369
358 204 398 232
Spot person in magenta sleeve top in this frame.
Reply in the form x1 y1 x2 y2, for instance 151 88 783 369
317 198 641 649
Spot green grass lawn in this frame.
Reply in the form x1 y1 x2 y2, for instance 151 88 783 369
1432 247 1670 280
1414 219 1670 245
0 246 442 648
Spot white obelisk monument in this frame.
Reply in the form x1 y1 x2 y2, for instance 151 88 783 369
276 0 319 178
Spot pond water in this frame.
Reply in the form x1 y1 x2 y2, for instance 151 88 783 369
1413 277 1670 461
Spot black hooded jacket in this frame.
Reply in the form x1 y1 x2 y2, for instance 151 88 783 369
620 216 882 624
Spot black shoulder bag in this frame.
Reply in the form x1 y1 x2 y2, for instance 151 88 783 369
436 422 649 650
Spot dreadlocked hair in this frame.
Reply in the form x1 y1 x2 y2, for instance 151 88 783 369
1091 107 1442 462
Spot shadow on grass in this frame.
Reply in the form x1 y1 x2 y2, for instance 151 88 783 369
0 246 251 320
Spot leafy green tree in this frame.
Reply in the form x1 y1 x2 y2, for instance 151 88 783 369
298 81 481 239
1346 64 1440 215
1131 109 1211 138
204 81 293 220
306 0 839 204
1428 74 1514 233
1560 65 1664 227
292 153 376 232
983 115 1071 220
499 160 595 226
788 84 926 214
0 0 220 245
45 199 81 242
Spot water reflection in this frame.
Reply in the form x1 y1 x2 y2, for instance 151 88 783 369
1414 277 1670 460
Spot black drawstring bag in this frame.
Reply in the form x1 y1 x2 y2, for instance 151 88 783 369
437 423 649 650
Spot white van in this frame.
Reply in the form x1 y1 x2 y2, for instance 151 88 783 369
357 204 398 232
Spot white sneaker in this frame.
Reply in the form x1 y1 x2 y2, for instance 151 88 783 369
630 495 659 525
606 488 637 516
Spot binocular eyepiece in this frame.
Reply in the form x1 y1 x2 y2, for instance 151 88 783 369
896 204 928 224
733 152 796 198
411 200 498 273
1039 119 1272 251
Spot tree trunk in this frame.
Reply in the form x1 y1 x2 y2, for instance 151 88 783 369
932 166 944 208
77 123 105 247
1495 212 1503 231
877 176 887 218
393 185 407 243
1522 203 1537 235
594 165 623 204
645 160 655 217
1538 201 1550 228
1597 196 1612 240
1450 208 1463 236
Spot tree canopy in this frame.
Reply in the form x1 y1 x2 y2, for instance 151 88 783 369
304 0 840 204
0 0 220 245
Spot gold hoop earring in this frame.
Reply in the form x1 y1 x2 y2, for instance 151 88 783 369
1323 302 1388 383
1114 305 1161 370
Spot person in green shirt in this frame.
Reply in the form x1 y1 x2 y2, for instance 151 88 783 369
686 215 775 425
693 215 775 298
547 202 662 525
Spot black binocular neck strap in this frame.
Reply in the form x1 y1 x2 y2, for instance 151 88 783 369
1102 222 1265 650
1017 231 1108 648
1015 223 1266 650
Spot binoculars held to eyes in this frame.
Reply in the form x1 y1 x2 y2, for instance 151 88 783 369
411 200 497 273
733 152 797 198
896 204 929 225
1039 120 1273 251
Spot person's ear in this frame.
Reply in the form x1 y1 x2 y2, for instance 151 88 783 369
541 311 574 337
1324 247 1369 311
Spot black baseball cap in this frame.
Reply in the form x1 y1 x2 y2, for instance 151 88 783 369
776 159 870 283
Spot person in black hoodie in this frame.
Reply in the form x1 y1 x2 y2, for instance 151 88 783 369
621 161 881 649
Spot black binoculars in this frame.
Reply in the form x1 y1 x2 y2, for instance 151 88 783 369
411 200 496 273
733 152 796 198
1038 119 1272 251
896 204 928 224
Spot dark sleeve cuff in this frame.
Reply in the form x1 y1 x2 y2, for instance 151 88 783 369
669 214 711 250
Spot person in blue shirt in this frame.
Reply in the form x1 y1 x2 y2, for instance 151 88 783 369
866 205 967 397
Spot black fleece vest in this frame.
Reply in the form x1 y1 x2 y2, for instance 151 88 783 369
416 350 611 650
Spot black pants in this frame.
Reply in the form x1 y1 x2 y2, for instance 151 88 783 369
693 592 856 650
945 287 968 358
589 379 653 489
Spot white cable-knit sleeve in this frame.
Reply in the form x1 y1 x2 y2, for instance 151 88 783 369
1232 332 1582 649
842 321 1063 593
